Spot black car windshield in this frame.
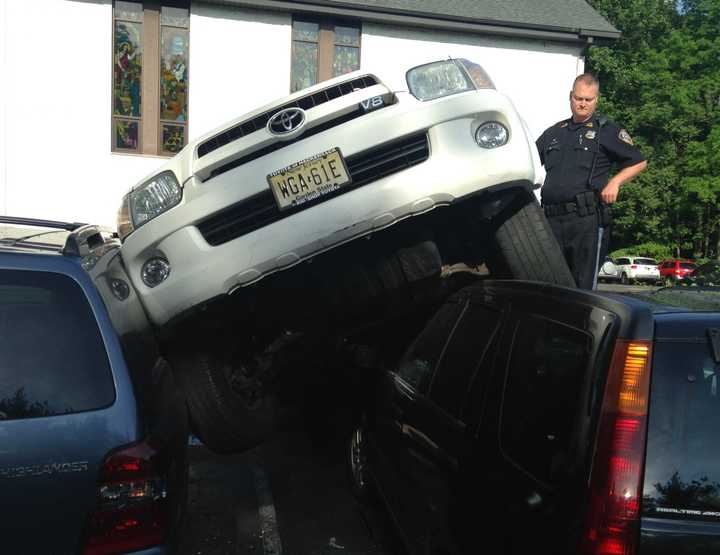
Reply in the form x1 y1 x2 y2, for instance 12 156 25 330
643 340 720 519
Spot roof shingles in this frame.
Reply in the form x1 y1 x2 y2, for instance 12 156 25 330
321 0 618 36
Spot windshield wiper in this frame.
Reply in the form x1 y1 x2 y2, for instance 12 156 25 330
0 230 65 247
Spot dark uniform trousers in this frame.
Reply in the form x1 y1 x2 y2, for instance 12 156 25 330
546 209 602 290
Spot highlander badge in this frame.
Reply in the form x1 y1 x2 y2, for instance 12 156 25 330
268 107 306 136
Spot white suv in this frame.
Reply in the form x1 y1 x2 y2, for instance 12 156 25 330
615 256 661 284
114 58 573 452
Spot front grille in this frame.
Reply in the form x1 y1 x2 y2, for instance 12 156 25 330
196 132 430 247
206 107 368 181
197 75 378 159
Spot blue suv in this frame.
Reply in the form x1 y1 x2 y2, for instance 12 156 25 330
0 217 189 554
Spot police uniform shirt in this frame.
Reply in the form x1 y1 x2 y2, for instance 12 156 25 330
536 116 645 206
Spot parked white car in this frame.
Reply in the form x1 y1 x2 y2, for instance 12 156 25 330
615 256 661 284
114 58 573 452
597 256 621 282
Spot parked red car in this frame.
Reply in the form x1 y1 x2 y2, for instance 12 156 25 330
658 259 696 284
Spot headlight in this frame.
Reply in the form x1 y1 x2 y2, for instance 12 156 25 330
117 194 133 240
406 59 495 101
117 171 182 240
407 60 474 101
475 122 509 149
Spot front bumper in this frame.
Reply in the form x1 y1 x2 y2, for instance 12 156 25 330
120 90 540 327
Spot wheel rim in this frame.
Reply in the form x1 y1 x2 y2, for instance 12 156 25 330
349 428 367 492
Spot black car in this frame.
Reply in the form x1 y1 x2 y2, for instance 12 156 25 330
0 217 189 554
349 279 720 554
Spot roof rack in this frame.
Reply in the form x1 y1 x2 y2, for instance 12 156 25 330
0 216 87 231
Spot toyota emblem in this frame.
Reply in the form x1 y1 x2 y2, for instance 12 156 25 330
267 107 306 136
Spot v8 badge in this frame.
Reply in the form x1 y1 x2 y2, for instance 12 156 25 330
360 95 385 113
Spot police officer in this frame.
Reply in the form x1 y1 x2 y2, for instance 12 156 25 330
537 74 647 289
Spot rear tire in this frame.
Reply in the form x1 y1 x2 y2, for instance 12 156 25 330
348 426 371 500
621 273 629 285
487 191 575 286
172 353 277 454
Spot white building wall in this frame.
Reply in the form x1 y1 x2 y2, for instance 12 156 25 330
0 0 583 228
189 3 291 143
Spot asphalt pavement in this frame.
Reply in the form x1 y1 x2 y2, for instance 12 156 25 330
178 407 400 555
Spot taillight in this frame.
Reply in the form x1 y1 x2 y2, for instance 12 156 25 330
630 265 637 269
580 340 652 555
83 439 169 555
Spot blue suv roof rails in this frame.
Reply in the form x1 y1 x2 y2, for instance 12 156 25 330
0 215 88 231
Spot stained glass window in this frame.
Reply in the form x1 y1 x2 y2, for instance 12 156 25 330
113 3 143 152
162 124 185 154
291 19 361 93
292 21 319 42
335 25 359 46
291 21 319 92
160 28 188 122
112 1 189 157
291 42 318 92
333 25 360 77
115 119 139 151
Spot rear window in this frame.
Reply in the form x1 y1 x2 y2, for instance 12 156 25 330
643 341 720 519
0 270 114 421
635 258 657 265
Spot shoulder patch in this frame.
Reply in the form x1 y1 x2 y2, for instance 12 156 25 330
619 129 634 145
558 121 568 128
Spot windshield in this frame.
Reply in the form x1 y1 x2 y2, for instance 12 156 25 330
635 258 657 265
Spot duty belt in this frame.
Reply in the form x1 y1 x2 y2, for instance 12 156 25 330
544 191 598 217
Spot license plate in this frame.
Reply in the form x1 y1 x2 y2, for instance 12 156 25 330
267 148 351 211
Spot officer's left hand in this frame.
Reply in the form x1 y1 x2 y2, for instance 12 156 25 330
601 181 620 204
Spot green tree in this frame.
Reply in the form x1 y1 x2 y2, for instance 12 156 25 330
586 0 720 258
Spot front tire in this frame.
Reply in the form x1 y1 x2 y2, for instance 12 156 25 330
172 353 277 454
487 190 575 286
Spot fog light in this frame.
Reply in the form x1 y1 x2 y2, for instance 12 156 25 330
141 258 171 288
109 278 131 300
475 121 508 149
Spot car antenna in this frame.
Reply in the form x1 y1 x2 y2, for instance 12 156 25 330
707 328 720 363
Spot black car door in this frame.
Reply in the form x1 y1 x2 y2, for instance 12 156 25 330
473 291 617 554
371 299 465 548
372 293 506 554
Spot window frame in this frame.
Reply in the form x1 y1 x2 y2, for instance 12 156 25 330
290 16 362 93
498 312 594 488
427 302 503 422
111 1 190 157
394 300 465 396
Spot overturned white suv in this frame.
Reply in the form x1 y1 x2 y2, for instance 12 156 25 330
115 58 573 452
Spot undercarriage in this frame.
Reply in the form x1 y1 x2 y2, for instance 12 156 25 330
162 187 575 453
